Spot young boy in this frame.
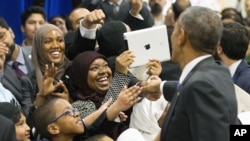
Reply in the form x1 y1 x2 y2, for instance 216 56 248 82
32 84 141 141
0 102 31 141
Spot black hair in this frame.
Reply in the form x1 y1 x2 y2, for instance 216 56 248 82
220 22 249 59
221 8 243 25
0 102 22 124
221 13 243 25
32 97 58 140
172 0 191 21
0 17 9 29
20 6 46 26
48 15 67 25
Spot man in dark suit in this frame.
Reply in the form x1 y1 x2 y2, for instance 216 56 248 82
214 22 250 94
97 0 154 30
142 6 238 141
0 18 34 104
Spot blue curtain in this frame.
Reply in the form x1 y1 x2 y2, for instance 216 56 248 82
0 0 72 45
45 0 72 20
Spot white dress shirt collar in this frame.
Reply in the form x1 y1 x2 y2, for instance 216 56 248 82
179 55 211 84
108 0 122 6
228 59 242 77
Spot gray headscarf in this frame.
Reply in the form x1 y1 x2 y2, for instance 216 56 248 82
32 24 70 90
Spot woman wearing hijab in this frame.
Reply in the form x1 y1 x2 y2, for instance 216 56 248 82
96 21 141 88
96 21 167 141
70 50 135 118
21 24 72 117
19 24 74 140
69 50 136 139
20 23 97 139
21 9 105 116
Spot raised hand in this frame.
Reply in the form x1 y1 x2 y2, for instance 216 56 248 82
106 85 141 120
0 53 5 73
115 50 135 74
38 63 58 97
146 59 162 76
141 75 162 101
81 9 105 29
0 42 9 56
116 85 141 111
51 81 70 102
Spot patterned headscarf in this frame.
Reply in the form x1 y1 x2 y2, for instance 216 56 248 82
70 51 108 103
32 24 70 90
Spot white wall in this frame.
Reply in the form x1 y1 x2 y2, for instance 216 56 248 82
156 0 246 17
220 0 247 18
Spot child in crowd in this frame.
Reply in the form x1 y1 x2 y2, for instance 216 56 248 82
0 102 47 141
32 82 141 141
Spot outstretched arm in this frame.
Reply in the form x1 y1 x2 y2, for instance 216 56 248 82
65 9 105 60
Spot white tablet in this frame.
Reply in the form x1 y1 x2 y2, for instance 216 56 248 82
124 25 171 68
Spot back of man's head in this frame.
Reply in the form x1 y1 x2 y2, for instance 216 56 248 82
220 22 249 60
178 6 223 54
0 17 9 29
172 0 191 21
32 97 58 140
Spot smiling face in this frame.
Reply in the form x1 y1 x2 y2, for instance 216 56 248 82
42 29 65 64
51 99 84 135
87 58 112 95
15 113 30 141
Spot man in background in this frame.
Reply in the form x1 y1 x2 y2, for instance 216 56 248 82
214 22 250 94
20 6 46 47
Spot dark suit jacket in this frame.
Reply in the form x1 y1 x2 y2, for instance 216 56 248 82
98 0 154 30
161 57 238 141
2 46 33 104
232 60 250 94
65 29 96 60
159 60 182 81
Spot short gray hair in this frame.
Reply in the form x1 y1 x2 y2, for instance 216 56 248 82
178 6 223 54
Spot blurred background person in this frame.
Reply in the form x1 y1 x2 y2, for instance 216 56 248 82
164 0 191 26
214 22 250 94
148 0 167 26
49 15 68 36
20 6 46 47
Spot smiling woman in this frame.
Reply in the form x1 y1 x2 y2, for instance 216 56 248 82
70 50 136 139
31 24 70 92
19 23 97 139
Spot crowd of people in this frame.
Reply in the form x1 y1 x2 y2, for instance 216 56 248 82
0 0 250 141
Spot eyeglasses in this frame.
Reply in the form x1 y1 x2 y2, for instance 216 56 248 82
50 108 79 124
0 30 7 41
